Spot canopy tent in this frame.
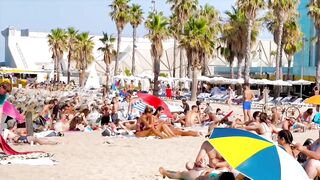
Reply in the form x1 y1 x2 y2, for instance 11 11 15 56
84 64 100 89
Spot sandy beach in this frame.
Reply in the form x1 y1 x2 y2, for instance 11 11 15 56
0 130 318 180
0 102 318 180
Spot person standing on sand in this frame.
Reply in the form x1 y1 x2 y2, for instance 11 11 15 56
243 83 254 122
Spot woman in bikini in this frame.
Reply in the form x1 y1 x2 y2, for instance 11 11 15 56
135 106 175 139
277 130 296 158
244 112 278 140
153 106 201 137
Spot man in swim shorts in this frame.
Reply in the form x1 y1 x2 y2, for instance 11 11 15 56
243 83 254 122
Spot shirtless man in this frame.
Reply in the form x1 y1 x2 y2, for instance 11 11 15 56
271 107 281 124
243 83 254 122
184 105 200 127
159 141 230 179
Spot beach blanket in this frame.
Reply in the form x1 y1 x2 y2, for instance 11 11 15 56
0 153 56 166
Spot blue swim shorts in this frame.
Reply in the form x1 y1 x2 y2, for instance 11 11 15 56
243 101 252 110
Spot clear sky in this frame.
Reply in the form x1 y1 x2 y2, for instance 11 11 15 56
0 0 271 61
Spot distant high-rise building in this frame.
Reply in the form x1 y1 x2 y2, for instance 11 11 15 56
294 0 317 78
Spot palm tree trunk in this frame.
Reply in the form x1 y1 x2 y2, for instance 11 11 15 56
187 56 192 78
316 35 320 89
153 56 160 96
179 47 184 78
275 21 284 97
230 60 234 79
244 19 253 84
202 53 208 76
132 27 136 75
237 56 243 79
279 41 284 80
80 70 85 87
276 21 284 80
115 29 121 76
173 39 177 78
67 51 71 84
53 55 57 82
191 66 200 101
106 63 110 93
56 58 60 82
79 70 82 87
287 58 292 81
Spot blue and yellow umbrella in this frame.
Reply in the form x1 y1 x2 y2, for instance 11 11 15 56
208 128 308 180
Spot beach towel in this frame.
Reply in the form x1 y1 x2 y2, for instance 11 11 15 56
0 153 56 166
0 134 43 155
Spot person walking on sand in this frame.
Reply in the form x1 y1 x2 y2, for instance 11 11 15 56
243 83 254 122
227 86 234 108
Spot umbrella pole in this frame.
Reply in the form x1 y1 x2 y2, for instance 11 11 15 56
300 84 303 98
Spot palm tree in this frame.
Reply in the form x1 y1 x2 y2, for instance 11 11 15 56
266 13 302 80
145 12 170 96
110 0 130 76
66 27 78 84
237 0 265 83
167 0 198 78
129 4 143 75
268 0 299 81
224 7 246 79
220 45 236 79
180 17 215 100
74 32 95 87
47 28 67 82
308 0 320 89
224 7 259 79
169 14 179 77
198 4 220 76
98 33 116 92
283 20 303 80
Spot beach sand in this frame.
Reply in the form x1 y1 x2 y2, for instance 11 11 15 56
0 104 318 180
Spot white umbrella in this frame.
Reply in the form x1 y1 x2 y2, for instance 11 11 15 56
288 79 313 85
113 74 126 80
197 76 211 82
158 76 169 81
210 77 228 84
270 80 292 86
136 72 153 79
254 79 273 85
178 77 192 82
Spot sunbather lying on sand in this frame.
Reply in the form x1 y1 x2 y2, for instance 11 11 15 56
3 120 58 145
159 141 232 180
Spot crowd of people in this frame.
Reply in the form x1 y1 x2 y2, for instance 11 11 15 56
0 80 319 179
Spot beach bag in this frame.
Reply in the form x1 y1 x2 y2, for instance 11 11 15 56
101 127 115 137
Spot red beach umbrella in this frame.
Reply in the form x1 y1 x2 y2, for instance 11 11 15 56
3 101 25 123
137 93 173 118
